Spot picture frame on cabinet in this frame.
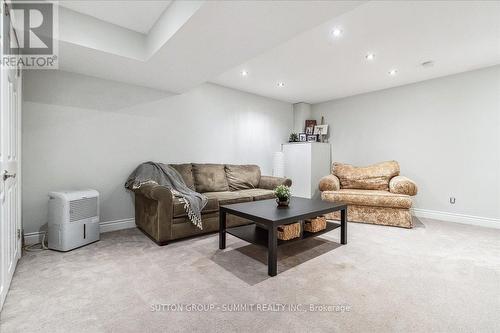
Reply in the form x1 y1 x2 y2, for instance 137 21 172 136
305 119 317 131
313 124 328 136
307 135 318 142
298 133 307 142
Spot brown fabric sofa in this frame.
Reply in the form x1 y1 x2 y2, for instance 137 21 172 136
319 161 417 228
133 163 292 245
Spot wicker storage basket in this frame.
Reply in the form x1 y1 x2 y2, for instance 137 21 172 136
277 222 301 241
304 216 327 233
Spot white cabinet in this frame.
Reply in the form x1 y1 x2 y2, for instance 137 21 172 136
282 142 331 199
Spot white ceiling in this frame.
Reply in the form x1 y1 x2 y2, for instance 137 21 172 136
59 0 172 34
53 1 500 103
213 1 500 103
56 1 363 94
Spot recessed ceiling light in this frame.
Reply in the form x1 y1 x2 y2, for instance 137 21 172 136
365 53 375 61
241 70 248 76
331 27 343 38
388 69 398 76
277 82 285 87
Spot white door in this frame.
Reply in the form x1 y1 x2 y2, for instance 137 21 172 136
0 2 22 310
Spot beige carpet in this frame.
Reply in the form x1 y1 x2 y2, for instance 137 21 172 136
1 218 499 332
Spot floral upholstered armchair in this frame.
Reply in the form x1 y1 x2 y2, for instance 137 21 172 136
319 161 418 228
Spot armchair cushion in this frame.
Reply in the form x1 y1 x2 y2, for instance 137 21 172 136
319 174 340 191
258 176 292 190
192 164 230 193
389 176 418 196
333 161 400 191
322 189 412 209
225 164 261 190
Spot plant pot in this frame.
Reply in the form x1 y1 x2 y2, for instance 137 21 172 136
276 198 290 207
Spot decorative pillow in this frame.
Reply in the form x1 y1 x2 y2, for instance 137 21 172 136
333 161 400 191
169 163 195 191
225 165 261 190
192 164 229 193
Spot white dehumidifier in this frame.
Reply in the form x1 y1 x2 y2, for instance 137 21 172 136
48 190 100 251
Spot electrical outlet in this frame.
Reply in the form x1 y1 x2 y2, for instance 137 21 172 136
449 197 456 204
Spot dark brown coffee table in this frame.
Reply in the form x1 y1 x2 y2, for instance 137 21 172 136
219 197 347 276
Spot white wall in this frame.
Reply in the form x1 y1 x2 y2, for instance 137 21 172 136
292 102 312 133
22 70 292 234
312 66 500 220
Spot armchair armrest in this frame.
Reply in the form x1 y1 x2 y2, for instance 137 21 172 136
258 175 292 190
319 174 340 191
389 176 418 196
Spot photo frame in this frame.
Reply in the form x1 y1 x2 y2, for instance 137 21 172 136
313 124 328 136
307 135 318 142
305 126 314 135
298 133 307 142
305 119 317 130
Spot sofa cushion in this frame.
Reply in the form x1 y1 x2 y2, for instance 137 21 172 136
258 176 292 190
192 164 229 193
225 164 261 190
333 161 400 191
173 196 218 219
169 163 195 191
321 189 412 209
203 191 252 205
236 189 275 201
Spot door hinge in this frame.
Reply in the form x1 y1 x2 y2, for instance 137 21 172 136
17 228 21 239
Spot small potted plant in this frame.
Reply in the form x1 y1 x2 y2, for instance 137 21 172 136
289 133 298 142
274 185 291 207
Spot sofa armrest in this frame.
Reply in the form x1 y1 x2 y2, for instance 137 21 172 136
133 184 173 245
258 175 292 190
389 176 418 196
319 174 340 192
134 183 173 201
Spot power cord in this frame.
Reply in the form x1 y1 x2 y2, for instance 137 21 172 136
23 231 49 252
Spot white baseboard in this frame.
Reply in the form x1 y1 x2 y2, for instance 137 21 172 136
23 218 136 245
23 210 498 245
412 208 500 229
23 231 46 246
99 218 136 233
